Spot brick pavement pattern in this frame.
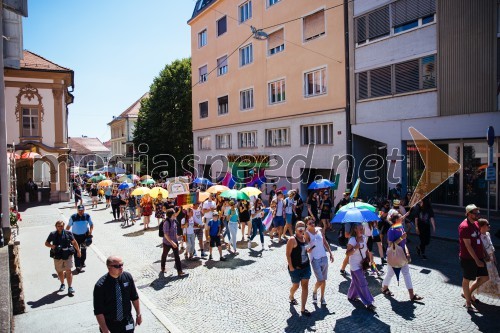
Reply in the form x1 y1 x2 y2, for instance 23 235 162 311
52 200 500 333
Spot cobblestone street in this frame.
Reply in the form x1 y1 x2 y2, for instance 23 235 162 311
20 201 500 333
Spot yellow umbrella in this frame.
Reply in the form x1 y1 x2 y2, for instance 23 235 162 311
240 186 262 197
150 187 168 199
140 175 152 180
131 187 151 196
207 185 230 194
98 179 113 187
198 191 210 202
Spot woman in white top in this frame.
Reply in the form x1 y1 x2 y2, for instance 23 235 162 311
346 223 376 311
182 208 197 260
304 216 334 305
476 219 500 296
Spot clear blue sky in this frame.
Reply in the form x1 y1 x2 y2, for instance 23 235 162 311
23 0 194 141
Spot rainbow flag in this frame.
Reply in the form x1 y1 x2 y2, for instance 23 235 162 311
262 209 273 230
350 178 361 200
221 172 236 189
176 192 199 206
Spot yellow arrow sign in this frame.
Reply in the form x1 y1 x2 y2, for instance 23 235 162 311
408 127 461 208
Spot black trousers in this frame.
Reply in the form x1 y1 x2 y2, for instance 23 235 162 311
73 233 87 268
417 221 431 254
101 316 134 333
111 204 121 219
161 243 182 273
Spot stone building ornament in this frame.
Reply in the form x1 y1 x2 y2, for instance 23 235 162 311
14 84 45 122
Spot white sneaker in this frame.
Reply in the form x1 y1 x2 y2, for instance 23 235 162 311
261 243 266 250
248 240 251 249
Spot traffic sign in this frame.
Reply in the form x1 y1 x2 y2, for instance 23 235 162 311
486 166 496 181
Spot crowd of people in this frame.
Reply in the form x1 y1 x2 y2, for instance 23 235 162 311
43 177 499 331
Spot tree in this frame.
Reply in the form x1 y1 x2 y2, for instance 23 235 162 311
133 58 192 178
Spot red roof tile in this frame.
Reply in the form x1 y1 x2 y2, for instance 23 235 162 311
68 137 110 155
20 50 72 72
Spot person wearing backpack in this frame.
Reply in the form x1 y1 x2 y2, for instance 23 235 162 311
67 205 94 272
45 220 81 295
381 213 423 302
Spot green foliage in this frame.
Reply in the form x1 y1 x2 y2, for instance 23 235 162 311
133 58 192 178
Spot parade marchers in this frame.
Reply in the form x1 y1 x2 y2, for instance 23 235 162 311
61 176 500 331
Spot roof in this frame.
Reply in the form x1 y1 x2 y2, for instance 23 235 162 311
189 0 217 23
20 50 72 72
102 140 112 149
108 92 148 126
68 137 110 155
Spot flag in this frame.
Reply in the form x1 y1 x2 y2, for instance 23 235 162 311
176 192 199 206
262 209 273 230
221 172 236 189
350 178 361 200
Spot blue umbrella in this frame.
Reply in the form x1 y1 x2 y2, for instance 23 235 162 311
118 182 134 190
308 179 336 190
331 207 380 223
193 177 213 186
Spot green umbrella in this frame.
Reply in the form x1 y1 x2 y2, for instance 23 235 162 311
90 174 107 183
338 201 377 213
220 189 250 201
141 178 155 185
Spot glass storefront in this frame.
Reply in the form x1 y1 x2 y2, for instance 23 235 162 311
406 140 498 210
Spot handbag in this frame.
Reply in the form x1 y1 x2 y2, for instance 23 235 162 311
387 242 408 268
359 249 370 270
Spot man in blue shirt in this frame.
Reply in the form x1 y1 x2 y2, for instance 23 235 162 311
67 205 94 272
208 211 225 261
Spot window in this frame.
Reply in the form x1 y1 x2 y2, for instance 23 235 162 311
216 134 232 149
303 10 325 42
240 88 254 110
269 79 286 104
218 96 228 115
392 0 436 33
266 128 290 147
268 0 280 6
217 16 227 36
268 29 285 55
22 108 39 137
198 29 207 47
199 101 208 118
304 68 327 97
240 43 253 66
301 123 333 145
239 1 252 23
198 136 211 150
199 65 207 83
356 54 436 100
238 131 257 148
355 5 390 44
217 56 228 76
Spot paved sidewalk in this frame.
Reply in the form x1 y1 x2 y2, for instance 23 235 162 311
14 203 168 333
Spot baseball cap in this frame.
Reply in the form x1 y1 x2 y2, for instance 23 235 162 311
393 199 400 207
465 204 479 215
77 205 85 210
213 211 220 216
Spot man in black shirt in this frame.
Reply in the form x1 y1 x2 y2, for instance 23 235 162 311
94 256 142 333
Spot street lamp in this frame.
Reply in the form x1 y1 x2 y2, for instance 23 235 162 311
251 26 268 40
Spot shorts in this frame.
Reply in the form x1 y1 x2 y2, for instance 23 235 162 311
285 214 293 224
194 228 204 241
320 214 330 220
378 221 390 235
311 256 329 281
54 257 73 273
460 258 488 281
210 236 221 247
92 196 98 201
105 195 110 200
274 216 285 227
288 265 311 284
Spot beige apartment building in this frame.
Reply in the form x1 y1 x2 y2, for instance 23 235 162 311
189 0 348 194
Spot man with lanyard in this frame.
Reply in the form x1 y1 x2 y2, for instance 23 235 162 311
459 204 489 312
193 202 207 257
67 205 94 272
202 194 216 245
94 255 142 333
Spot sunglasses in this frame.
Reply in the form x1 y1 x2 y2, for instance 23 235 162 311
471 211 480 215
108 263 124 269
296 227 305 232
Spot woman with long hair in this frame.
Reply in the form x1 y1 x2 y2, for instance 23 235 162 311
239 200 251 241
414 198 436 260
346 223 376 311
153 193 165 226
140 193 153 230
248 198 266 250
227 201 239 255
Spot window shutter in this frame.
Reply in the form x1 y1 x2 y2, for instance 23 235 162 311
357 72 368 99
268 29 284 50
395 59 419 94
303 10 325 40
217 56 227 68
368 6 390 39
392 0 436 27
370 66 392 97
200 65 207 75
355 16 366 43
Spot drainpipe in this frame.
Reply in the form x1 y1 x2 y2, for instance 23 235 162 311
344 0 353 189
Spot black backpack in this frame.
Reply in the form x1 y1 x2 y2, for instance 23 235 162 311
159 217 172 238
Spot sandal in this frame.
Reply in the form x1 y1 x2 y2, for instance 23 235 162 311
463 303 479 312
301 309 311 317
366 304 377 312
411 294 423 301
289 298 298 305
461 293 480 304
381 288 394 296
